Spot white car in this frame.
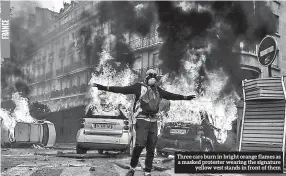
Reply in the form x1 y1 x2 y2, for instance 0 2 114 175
1 120 56 147
76 107 135 155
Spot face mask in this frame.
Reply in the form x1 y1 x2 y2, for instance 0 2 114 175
147 78 157 86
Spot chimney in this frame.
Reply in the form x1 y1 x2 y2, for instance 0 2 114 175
71 1 75 7
63 2 70 10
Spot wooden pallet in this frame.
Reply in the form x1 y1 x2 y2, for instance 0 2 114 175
239 76 286 173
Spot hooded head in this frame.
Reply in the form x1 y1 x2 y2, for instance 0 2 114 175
145 69 158 87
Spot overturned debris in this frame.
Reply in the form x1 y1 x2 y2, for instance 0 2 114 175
114 162 130 169
89 167 96 171
153 164 169 171
32 144 45 149
161 157 174 163
34 152 57 156
115 157 170 172
55 151 124 159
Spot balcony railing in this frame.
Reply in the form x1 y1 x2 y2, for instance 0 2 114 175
50 84 88 99
63 61 87 74
31 93 51 102
134 66 162 77
31 85 88 101
129 33 163 51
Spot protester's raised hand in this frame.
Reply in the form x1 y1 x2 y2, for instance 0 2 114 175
185 95 196 100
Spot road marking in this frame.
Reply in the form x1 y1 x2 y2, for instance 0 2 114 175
60 167 91 176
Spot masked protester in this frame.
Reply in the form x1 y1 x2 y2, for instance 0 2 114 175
92 69 196 176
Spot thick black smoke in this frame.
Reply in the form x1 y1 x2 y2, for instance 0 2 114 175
156 1 213 74
79 1 156 72
2 1 42 98
78 24 105 67
79 1 276 99
155 1 277 99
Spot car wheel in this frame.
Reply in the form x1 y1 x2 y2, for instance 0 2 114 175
157 150 169 158
76 145 87 154
126 139 134 156
202 143 213 152
98 150 104 154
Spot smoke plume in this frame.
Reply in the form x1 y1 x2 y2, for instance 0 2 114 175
79 1 157 73
2 1 44 98
74 1 276 100
154 1 277 98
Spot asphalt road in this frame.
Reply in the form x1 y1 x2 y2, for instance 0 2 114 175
1 148 176 176
1 148 286 176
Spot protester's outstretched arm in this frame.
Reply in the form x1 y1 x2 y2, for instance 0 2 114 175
158 87 196 100
92 83 141 95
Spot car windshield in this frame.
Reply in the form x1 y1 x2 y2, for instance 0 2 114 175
85 107 128 120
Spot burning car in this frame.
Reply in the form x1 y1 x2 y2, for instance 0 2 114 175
76 104 135 155
156 111 225 157
1 92 56 148
1 119 56 148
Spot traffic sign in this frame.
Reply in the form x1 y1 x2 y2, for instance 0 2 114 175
257 35 278 67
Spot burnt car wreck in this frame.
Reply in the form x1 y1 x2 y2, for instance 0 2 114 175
157 111 229 157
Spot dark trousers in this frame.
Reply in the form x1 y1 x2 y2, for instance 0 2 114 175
130 119 158 173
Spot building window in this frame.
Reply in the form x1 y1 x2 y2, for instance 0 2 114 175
61 59 64 69
47 81 51 92
37 67 40 76
93 1 98 9
153 53 160 67
52 81 55 90
77 75 80 86
50 62 53 71
275 15 279 34
72 32 75 40
60 79 62 90
75 10 78 19
69 78 72 88
43 65 46 75
37 86 39 96
133 55 142 70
